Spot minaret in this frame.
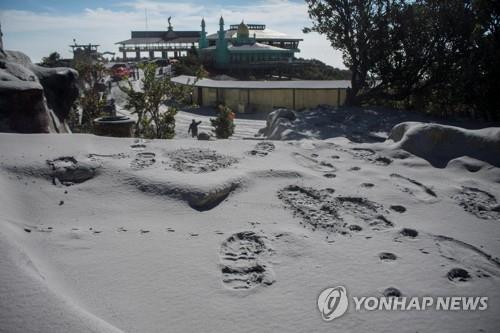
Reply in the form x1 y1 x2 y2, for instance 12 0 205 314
218 16 225 40
199 18 208 49
215 16 229 66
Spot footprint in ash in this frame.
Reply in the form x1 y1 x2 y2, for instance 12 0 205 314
130 143 146 151
47 156 99 186
219 231 275 290
393 229 500 282
130 152 156 169
292 153 337 173
390 173 438 202
344 147 393 166
278 185 393 235
453 186 500 220
435 235 500 281
247 142 276 157
379 252 398 261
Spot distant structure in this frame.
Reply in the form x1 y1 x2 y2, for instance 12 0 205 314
116 18 200 60
199 17 302 69
70 40 100 62
172 75 349 113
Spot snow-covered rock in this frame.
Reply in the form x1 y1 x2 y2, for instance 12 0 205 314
0 50 78 133
259 107 427 142
389 122 500 168
259 108 298 139
259 106 499 144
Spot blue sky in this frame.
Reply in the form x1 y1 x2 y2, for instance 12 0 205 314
0 0 344 67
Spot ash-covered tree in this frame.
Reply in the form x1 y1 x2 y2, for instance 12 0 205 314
304 0 500 120
173 45 209 78
470 0 500 120
420 0 500 120
72 59 108 132
40 52 62 67
304 0 393 105
121 63 196 139
210 105 235 139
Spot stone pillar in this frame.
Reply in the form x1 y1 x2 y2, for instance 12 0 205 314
122 51 127 61
162 51 167 59
135 50 140 60
149 50 154 59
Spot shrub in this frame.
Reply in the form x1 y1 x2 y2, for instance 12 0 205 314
210 105 235 139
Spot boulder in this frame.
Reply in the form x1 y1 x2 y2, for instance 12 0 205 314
260 108 297 139
33 65 79 124
266 108 296 128
0 49 79 133
389 122 500 168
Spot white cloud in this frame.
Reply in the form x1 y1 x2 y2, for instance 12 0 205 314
118 1 205 15
0 1 345 68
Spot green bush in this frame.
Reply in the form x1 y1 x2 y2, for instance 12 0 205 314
210 105 235 139
73 59 108 133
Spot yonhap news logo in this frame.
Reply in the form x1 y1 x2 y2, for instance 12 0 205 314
317 286 488 321
317 286 349 321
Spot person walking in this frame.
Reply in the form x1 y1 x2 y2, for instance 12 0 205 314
188 119 202 138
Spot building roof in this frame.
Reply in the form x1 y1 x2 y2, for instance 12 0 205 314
116 37 164 44
207 28 302 41
201 42 293 53
228 43 292 52
116 30 200 45
171 75 351 89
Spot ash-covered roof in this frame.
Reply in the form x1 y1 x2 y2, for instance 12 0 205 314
116 30 200 45
207 28 302 41
227 43 292 52
201 42 293 53
171 75 351 89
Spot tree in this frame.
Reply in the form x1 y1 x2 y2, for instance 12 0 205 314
470 0 500 120
40 52 61 67
120 63 192 139
304 0 393 105
210 105 235 139
272 58 351 80
364 1 437 104
73 59 108 132
173 46 209 77
304 0 500 120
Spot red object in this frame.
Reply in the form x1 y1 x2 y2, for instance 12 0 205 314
111 66 130 81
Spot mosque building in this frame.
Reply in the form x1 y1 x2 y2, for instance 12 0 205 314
198 17 302 69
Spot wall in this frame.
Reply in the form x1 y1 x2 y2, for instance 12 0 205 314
195 87 347 112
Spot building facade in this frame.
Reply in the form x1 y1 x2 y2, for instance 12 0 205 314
172 75 350 113
116 19 200 60
199 17 302 69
